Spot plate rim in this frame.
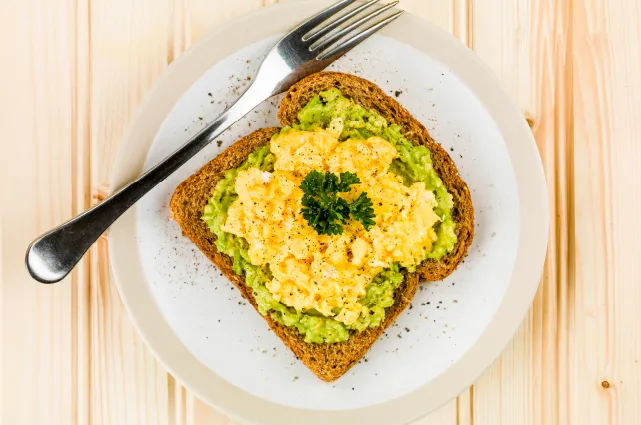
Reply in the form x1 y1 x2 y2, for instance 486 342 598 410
108 1 549 424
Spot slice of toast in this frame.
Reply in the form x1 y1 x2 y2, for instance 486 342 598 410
170 127 419 381
279 72 474 281
170 72 473 381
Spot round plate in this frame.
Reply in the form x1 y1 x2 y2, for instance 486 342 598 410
109 1 548 424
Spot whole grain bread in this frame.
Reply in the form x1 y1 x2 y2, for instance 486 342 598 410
279 72 474 281
170 127 418 381
170 72 473 381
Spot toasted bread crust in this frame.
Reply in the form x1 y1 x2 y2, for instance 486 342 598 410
170 72 474 381
279 72 474 280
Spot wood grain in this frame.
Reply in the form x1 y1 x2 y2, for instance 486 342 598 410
2 0 641 424
472 1 574 425
573 0 641 424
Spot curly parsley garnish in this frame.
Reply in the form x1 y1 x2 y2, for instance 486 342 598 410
300 170 376 235
348 191 376 230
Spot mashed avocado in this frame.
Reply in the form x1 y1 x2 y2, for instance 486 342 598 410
203 89 457 343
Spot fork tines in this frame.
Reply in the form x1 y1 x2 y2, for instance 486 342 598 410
297 0 404 61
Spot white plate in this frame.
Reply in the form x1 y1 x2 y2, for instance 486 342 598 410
109 1 548 424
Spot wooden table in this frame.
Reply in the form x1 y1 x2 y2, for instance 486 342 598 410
4 0 641 424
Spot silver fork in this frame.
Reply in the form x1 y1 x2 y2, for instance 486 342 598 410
25 0 404 284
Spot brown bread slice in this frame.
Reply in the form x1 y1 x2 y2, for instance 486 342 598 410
170 73 473 381
170 127 419 381
278 72 474 281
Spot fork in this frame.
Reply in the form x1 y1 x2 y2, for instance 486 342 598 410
25 0 404 284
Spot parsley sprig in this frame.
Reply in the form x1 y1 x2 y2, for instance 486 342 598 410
300 170 376 235
348 191 376 230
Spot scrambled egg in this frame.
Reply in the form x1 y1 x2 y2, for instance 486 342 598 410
221 129 440 325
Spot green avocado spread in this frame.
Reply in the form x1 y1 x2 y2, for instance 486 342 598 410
202 89 457 343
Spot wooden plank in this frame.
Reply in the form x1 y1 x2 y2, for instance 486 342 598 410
573 0 641 424
2 0 91 424
470 1 572 425
87 1 174 424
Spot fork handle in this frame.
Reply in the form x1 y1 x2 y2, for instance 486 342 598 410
25 89 265 284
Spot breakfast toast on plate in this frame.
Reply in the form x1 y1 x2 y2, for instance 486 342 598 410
170 72 474 381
